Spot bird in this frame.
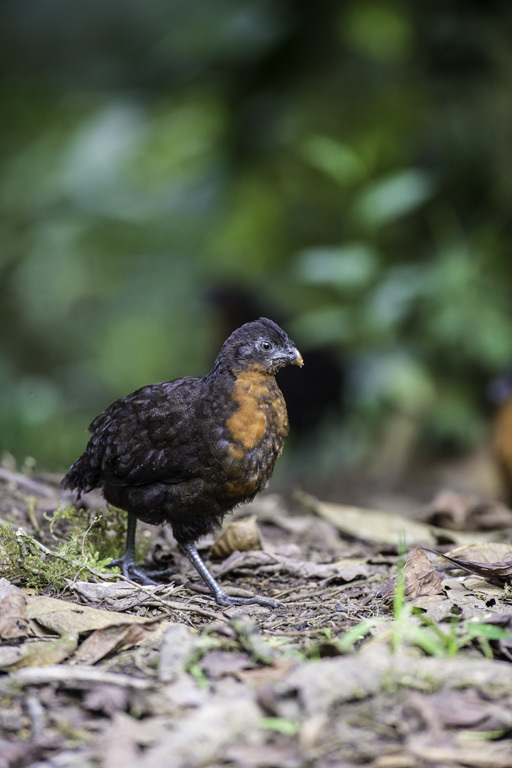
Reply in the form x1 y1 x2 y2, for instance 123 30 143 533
488 370 512 504
62 317 303 607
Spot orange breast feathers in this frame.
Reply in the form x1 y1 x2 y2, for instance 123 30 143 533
225 369 289 456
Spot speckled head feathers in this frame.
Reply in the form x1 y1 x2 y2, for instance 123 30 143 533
216 317 303 375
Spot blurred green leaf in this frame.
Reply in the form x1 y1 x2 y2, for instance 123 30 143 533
0 0 510 470
354 169 434 227
341 1 413 62
290 306 353 347
296 244 378 289
301 136 367 188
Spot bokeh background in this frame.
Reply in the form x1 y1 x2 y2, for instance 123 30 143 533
2 0 512 495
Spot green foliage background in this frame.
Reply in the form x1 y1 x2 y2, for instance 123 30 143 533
1 0 512 472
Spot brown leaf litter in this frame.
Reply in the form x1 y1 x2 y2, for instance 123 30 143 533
1 471 512 767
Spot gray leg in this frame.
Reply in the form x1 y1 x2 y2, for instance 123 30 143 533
180 541 283 608
108 513 170 585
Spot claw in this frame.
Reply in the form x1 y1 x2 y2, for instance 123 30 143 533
181 540 284 609
107 554 172 585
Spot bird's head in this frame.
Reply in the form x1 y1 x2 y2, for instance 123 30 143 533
218 317 303 376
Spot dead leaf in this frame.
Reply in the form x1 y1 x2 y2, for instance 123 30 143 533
83 685 129 715
136 695 261 768
404 548 444 599
72 580 182 612
74 623 155 665
331 558 373 582
423 490 512 531
223 743 301 768
410 594 446 610
158 623 195 682
216 550 363 581
305 494 491 548
444 542 512 563
0 738 53 768
94 712 142 768
425 581 512 623
423 544 512 585
427 688 506 730
0 578 29 639
211 516 263 559
461 577 508 598
408 741 512 768
26 594 160 635
199 651 251 680
235 658 295 686
423 489 474 530
94 711 179 768
0 633 78 671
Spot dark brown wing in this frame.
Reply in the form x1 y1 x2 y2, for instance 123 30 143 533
64 377 204 493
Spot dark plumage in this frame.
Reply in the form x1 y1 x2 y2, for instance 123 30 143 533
62 318 303 607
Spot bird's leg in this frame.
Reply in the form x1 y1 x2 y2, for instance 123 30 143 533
107 513 172 585
180 541 283 608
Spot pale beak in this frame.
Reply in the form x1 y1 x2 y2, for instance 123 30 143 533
290 347 304 367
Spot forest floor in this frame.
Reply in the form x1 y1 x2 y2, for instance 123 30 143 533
1 465 512 768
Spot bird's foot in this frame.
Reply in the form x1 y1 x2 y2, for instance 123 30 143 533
213 589 284 609
107 555 172 586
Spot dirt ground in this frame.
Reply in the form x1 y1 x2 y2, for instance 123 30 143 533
1 465 512 768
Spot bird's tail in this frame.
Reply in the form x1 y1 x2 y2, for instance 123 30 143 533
62 453 99 498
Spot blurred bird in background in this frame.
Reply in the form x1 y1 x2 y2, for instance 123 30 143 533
488 370 512 505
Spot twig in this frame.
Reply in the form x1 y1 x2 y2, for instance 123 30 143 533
24 694 46 740
7 665 153 689
91 574 228 621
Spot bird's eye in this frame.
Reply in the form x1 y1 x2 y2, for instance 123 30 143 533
260 340 273 352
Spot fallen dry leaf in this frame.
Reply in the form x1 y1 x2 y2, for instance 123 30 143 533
305 494 496 548
93 711 176 768
74 622 157 665
0 738 54 768
404 548 444 599
26 594 161 635
0 577 29 640
136 695 261 768
158 623 195 682
426 688 506 730
211 516 263 559
423 544 512 586
223 743 301 768
235 658 296 687
199 650 251 680
94 712 142 768
72 580 182 612
0 633 78 671
443 542 512 563
423 490 512 531
83 685 129 716
216 549 363 581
